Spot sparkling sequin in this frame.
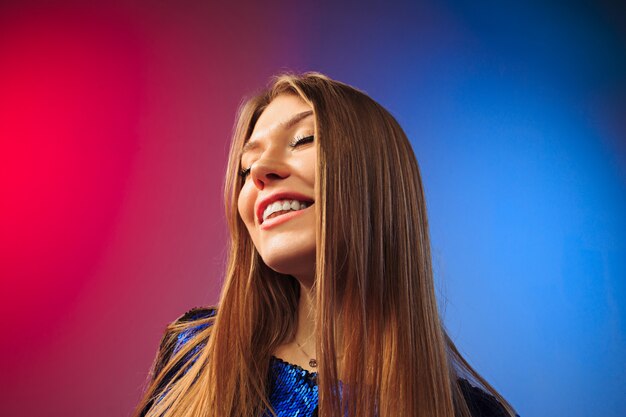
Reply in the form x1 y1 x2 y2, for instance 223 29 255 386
266 356 319 416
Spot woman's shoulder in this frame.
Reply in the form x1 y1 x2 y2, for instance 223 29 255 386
458 378 517 417
137 307 217 417
168 307 217 353
151 307 217 377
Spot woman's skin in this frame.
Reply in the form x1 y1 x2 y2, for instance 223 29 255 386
237 94 319 373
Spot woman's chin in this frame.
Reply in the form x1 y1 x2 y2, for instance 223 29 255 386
260 252 315 284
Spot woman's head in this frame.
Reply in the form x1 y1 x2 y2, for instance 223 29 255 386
226 73 430 294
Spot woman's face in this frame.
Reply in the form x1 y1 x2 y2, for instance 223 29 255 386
237 94 317 284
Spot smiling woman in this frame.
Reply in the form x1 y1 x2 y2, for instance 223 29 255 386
134 73 519 417
238 95 317 284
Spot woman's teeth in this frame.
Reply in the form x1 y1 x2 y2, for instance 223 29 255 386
262 199 311 222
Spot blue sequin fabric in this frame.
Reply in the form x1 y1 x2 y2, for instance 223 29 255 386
166 308 319 417
152 308 513 417
267 356 319 416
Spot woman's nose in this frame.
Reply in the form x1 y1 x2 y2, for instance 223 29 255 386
250 157 290 190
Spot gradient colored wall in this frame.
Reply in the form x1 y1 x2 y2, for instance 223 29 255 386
0 1 624 417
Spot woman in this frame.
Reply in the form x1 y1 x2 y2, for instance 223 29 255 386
134 72 518 417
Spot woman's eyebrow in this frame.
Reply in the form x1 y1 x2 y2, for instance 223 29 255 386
281 110 313 130
239 110 314 159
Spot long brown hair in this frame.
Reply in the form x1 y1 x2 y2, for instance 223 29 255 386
134 72 516 417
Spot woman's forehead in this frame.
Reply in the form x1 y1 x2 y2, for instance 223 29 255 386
250 95 313 139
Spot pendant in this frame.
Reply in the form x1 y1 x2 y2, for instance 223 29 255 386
309 358 318 368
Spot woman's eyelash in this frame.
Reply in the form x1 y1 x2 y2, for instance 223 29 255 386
289 135 315 147
239 167 251 178
240 135 314 178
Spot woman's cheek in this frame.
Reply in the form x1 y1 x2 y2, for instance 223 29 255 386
237 183 256 226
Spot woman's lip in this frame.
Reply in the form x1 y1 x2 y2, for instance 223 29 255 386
260 206 312 230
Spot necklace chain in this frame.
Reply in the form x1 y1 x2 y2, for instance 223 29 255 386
293 339 345 369
294 340 318 368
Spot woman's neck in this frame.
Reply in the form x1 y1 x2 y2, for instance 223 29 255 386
272 280 318 373
294 282 316 351
273 279 345 375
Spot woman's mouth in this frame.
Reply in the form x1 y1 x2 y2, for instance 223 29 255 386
259 200 313 230
262 199 311 223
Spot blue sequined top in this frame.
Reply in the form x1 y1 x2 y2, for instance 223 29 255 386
179 309 319 416
141 307 512 417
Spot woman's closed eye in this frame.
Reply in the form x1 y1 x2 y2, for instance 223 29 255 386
239 166 252 178
289 134 315 148
239 135 315 178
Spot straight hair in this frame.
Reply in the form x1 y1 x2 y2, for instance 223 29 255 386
134 72 516 417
